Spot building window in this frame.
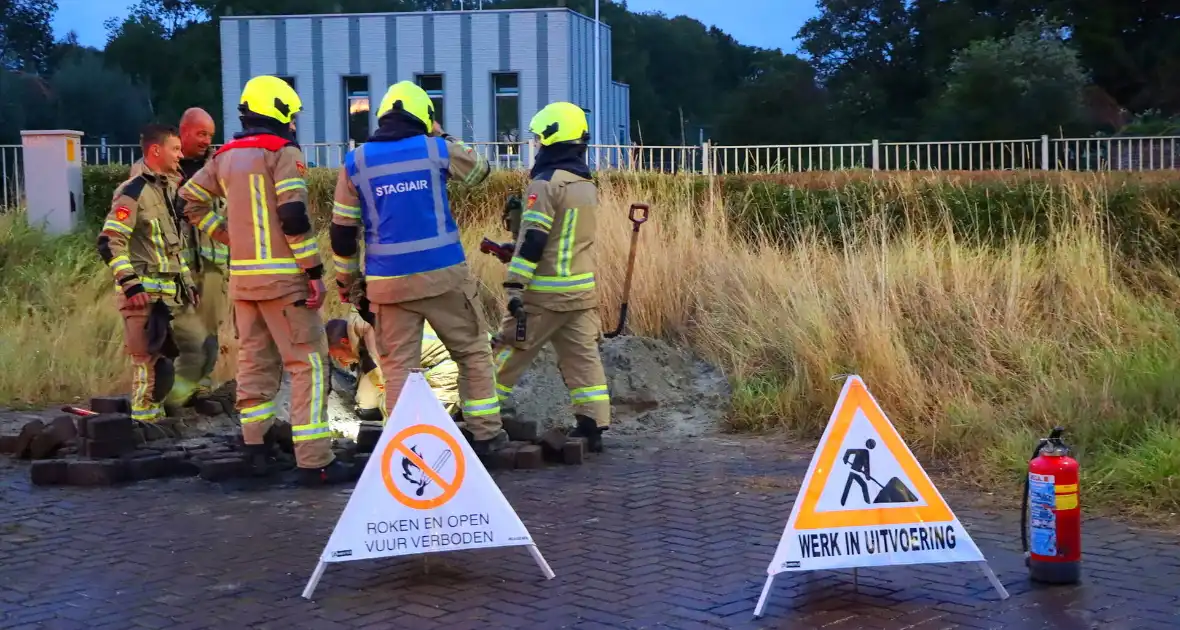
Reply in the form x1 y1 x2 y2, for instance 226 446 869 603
344 76 370 145
415 73 444 127
492 72 520 144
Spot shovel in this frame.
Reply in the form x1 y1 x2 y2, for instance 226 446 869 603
605 203 649 338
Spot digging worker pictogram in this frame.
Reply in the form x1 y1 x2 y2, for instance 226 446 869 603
177 74 351 486
130 107 229 410
840 438 920 505
492 102 611 453
328 80 508 457
841 439 876 505
96 123 206 425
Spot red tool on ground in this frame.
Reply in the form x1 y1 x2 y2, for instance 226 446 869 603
1022 426 1081 584
605 203 649 338
61 405 98 417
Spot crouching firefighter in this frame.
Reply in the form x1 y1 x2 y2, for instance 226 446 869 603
329 80 509 456
493 102 611 453
97 124 207 424
326 299 463 422
177 75 352 485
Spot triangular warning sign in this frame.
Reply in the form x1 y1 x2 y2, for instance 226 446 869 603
302 372 554 599
769 375 985 573
753 375 1007 619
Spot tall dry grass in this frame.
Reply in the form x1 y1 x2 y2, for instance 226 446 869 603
4 170 1180 511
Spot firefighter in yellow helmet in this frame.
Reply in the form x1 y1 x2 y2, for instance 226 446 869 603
329 80 509 456
492 102 611 453
178 75 352 485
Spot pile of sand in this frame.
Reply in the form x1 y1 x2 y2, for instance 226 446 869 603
215 335 731 441
508 335 731 437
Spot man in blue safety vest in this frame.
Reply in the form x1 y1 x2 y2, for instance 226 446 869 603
329 80 509 456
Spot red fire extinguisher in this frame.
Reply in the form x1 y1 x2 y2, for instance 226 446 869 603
1021 426 1081 584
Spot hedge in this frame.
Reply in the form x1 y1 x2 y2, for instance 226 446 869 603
79 165 1180 261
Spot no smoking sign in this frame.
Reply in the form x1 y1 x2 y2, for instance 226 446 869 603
381 424 467 510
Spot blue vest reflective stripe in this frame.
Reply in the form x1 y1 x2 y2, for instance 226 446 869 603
345 135 466 278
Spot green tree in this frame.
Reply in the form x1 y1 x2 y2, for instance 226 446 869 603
0 0 58 72
103 1 224 128
49 48 153 143
0 70 53 142
929 18 1088 141
1045 0 1180 114
715 55 831 149
797 0 924 140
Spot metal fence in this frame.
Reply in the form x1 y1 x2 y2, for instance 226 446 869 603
3 135 1179 209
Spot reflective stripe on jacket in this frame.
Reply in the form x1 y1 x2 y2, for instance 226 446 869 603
345 135 466 279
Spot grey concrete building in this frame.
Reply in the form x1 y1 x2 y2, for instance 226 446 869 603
218 7 631 165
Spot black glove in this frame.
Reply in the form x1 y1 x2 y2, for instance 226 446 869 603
503 195 522 231
504 283 524 319
357 295 375 325
350 278 376 325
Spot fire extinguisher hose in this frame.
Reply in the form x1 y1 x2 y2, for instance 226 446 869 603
1021 440 1050 558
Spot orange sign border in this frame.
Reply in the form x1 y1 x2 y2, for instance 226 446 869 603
792 378 953 530
380 423 466 510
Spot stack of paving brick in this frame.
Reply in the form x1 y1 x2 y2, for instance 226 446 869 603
348 421 588 473
0 396 202 487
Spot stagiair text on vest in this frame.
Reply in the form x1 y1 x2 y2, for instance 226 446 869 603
374 179 430 196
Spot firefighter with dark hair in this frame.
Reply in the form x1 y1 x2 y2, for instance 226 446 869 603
97 123 206 424
178 75 351 485
326 308 463 422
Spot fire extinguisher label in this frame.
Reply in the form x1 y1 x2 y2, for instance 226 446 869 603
1028 473 1057 557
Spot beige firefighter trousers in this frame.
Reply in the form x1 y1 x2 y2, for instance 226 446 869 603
120 298 206 423
233 295 333 469
193 263 226 388
372 286 503 441
493 304 611 428
165 263 225 404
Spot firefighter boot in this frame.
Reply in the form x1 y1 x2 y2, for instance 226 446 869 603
471 429 509 458
245 444 271 477
569 414 606 453
296 459 355 487
243 425 281 477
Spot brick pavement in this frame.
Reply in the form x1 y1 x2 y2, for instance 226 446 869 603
1 434 1179 629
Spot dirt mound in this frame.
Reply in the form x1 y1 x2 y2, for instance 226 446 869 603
244 335 731 440
509 335 731 437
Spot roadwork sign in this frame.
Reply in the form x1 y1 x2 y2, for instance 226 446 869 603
302 372 554 599
753 375 1008 618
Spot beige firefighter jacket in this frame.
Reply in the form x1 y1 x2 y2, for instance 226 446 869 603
97 163 194 306
503 168 600 311
177 132 322 302
132 154 231 270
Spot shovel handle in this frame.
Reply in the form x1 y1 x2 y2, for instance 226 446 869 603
628 203 649 228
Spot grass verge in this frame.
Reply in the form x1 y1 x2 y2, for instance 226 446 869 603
2 169 1180 516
